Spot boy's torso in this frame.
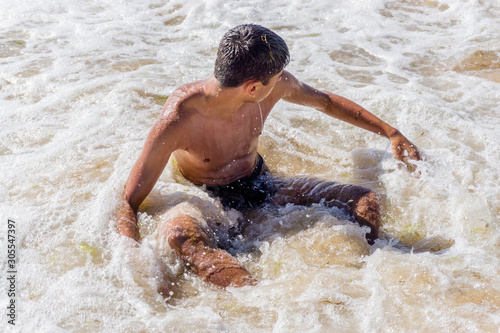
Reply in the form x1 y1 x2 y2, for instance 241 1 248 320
168 80 280 186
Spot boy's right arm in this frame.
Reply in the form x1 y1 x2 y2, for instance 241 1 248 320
115 195 141 241
114 113 183 241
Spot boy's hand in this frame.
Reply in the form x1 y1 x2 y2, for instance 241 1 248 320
115 198 140 242
389 130 421 170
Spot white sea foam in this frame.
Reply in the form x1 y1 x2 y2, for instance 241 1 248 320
1 0 499 332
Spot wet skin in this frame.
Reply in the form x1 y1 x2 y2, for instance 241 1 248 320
115 70 421 289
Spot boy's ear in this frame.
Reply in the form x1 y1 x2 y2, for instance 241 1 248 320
242 80 261 97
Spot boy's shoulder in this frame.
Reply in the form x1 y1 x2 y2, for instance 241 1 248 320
161 80 207 117
168 80 206 106
271 70 301 96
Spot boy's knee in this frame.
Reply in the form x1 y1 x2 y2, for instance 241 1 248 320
352 190 379 221
166 226 190 254
163 215 210 254
355 191 379 212
353 191 380 242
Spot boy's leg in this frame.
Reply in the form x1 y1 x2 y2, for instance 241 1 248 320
271 177 380 243
159 211 256 288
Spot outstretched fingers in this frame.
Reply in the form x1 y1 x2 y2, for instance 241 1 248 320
390 133 422 173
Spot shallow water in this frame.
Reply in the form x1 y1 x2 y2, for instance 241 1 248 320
1 0 499 332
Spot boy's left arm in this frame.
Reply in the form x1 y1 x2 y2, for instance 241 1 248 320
279 71 421 163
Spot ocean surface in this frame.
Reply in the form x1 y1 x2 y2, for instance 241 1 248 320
1 0 499 332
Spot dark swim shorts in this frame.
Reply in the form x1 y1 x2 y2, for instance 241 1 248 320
204 155 278 210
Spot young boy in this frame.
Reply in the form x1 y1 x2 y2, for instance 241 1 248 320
115 24 421 289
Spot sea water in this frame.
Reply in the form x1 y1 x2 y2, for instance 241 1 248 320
1 0 499 332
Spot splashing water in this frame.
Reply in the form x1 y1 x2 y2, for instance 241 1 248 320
1 0 499 332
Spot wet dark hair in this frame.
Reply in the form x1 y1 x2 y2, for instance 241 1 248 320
214 24 290 88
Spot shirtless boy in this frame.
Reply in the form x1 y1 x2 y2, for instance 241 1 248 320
115 24 421 289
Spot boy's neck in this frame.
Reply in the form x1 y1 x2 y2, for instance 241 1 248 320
203 77 252 118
